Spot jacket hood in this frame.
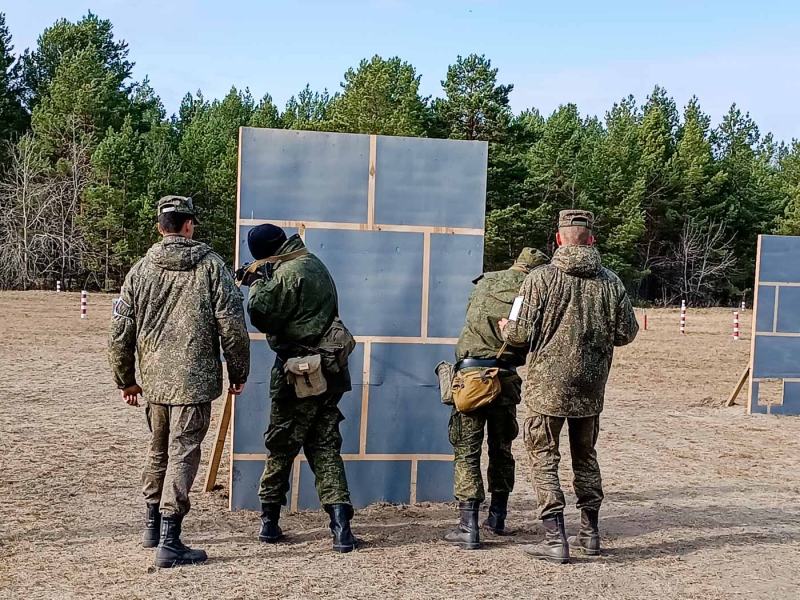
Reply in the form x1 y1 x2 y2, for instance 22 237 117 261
551 245 602 278
148 236 212 271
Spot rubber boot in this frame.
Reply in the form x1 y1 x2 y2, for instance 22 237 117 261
154 515 208 568
142 503 161 549
568 509 600 556
522 513 570 564
258 503 283 543
325 504 357 553
443 501 482 550
483 492 509 535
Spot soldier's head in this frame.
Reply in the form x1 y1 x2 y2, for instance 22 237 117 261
248 224 288 260
157 196 198 239
514 247 549 272
556 209 594 247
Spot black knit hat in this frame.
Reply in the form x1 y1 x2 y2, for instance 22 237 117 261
247 224 287 260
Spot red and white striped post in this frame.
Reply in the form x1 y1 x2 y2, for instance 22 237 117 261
643 309 648 331
80 290 87 319
680 300 686 335
733 311 740 341
741 300 746 312
56 280 61 292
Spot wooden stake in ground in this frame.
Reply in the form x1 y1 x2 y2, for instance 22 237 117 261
204 391 233 492
726 366 750 407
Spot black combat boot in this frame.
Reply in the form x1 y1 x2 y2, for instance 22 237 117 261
443 501 481 550
483 492 509 535
258 503 284 543
568 508 600 556
153 515 208 568
142 503 161 549
324 504 357 553
522 513 570 564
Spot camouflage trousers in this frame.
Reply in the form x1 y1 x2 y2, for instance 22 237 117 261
524 412 603 519
258 393 351 507
448 394 519 503
141 402 212 516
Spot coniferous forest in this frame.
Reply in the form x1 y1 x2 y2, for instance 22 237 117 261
1 12 799 305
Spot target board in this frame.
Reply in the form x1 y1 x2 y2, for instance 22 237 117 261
229 127 488 510
748 234 800 415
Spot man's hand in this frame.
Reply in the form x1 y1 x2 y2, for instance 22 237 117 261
498 318 509 332
121 384 143 407
229 383 246 396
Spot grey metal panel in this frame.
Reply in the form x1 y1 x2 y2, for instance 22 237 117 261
367 343 455 455
415 461 455 503
238 225 299 267
776 287 800 333
775 381 800 416
338 385 363 455
230 459 272 511
305 229 424 337
752 336 800 379
298 460 412 510
759 235 800 283
232 382 271 455
239 128 368 223
427 234 484 339
248 339 274 379
374 136 487 229
755 285 776 332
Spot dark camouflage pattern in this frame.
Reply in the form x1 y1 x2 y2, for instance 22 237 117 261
247 235 351 399
142 402 212 516
258 392 351 506
449 374 521 502
524 413 603 519
108 235 250 404
502 244 639 417
455 249 548 366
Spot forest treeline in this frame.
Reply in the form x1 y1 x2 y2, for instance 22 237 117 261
1 12 799 304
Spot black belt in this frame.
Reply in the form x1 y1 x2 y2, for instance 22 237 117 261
454 358 516 373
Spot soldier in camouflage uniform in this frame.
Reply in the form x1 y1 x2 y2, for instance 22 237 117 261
241 224 356 553
109 196 250 568
444 248 549 550
501 210 638 563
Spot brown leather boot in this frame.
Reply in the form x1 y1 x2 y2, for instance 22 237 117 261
568 509 600 555
522 513 570 564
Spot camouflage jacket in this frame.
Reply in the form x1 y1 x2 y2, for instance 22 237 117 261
456 264 545 367
108 236 251 405
247 235 351 399
502 245 638 417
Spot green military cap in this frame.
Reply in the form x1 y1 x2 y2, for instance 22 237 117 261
558 209 594 230
514 247 549 271
158 195 199 224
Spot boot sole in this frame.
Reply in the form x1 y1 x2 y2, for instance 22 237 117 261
333 544 355 553
459 542 482 550
154 556 208 569
258 535 283 544
142 540 159 549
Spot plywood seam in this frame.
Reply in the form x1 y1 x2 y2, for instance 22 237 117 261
773 285 780 333
758 281 800 287
249 333 458 344
368 135 376 227
421 232 431 338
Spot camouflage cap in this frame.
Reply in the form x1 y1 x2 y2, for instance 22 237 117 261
158 195 199 224
558 209 594 230
514 247 549 271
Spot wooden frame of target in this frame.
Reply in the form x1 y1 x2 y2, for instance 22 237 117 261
228 127 488 510
748 234 800 415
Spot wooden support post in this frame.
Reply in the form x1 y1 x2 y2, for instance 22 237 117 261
726 367 750 407
204 391 233 491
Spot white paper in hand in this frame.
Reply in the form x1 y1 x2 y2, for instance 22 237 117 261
509 296 524 322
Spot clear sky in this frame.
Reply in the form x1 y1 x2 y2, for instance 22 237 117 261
6 0 800 142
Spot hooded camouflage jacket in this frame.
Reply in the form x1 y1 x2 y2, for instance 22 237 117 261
456 254 548 366
108 236 250 405
502 245 638 417
247 235 351 399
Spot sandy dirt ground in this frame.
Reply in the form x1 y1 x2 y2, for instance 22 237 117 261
1 291 799 600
